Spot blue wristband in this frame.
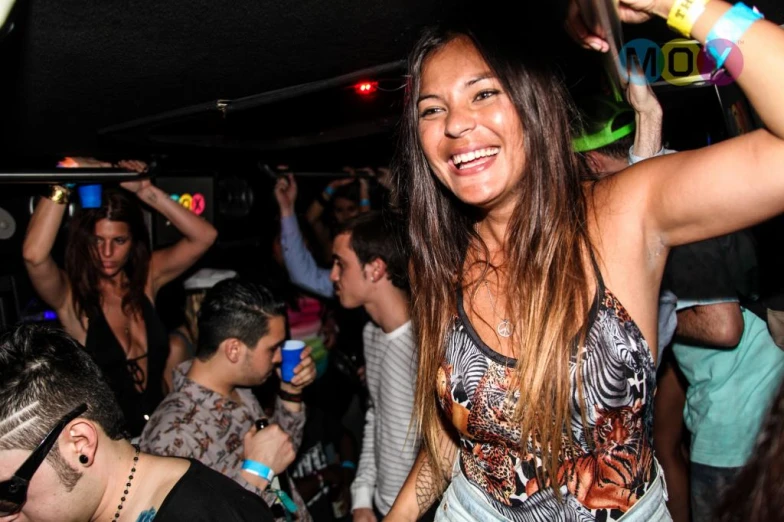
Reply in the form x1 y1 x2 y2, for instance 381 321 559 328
360 198 371 207
242 460 275 482
706 2 764 69
341 460 356 470
324 185 335 196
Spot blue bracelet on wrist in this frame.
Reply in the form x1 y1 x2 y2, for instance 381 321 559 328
706 2 764 69
324 185 336 196
242 460 275 483
360 198 371 207
341 460 356 470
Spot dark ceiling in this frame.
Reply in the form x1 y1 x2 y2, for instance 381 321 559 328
1 0 782 168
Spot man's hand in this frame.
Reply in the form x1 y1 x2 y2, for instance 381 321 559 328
626 60 664 159
242 423 296 475
352 507 377 522
626 63 662 117
279 346 317 393
274 173 298 217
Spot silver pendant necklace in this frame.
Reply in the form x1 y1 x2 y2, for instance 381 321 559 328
483 280 513 338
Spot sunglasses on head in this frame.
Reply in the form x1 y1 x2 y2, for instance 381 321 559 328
0 403 88 516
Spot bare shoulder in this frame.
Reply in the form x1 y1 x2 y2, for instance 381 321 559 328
585 167 650 258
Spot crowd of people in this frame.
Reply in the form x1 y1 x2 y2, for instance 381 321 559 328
3 0 784 520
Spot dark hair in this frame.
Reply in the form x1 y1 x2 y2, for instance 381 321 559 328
573 95 636 165
325 182 361 235
65 188 151 321
332 182 360 205
0 324 126 488
717 375 784 521
335 210 410 292
393 23 593 490
195 278 286 360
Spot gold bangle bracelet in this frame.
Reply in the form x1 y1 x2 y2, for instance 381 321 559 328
47 185 70 205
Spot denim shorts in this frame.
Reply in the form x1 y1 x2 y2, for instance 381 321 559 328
434 460 672 522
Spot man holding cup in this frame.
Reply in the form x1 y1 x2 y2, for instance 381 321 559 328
139 278 317 521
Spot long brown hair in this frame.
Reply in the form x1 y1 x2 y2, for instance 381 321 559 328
65 188 151 322
394 24 594 490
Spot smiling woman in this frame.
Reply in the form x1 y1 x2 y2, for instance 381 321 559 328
22 159 218 437
416 37 527 211
387 0 784 520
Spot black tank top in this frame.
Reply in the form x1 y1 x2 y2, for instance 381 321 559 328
84 296 169 437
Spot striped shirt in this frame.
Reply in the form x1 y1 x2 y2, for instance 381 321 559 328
351 321 418 515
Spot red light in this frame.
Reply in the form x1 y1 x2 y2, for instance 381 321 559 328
354 81 378 95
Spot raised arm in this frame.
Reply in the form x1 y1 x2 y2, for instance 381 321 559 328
22 188 71 312
646 2 784 246
274 174 335 298
385 419 458 522
119 163 217 294
626 71 663 161
575 0 784 248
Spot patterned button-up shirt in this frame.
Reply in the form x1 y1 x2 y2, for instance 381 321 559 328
139 361 311 521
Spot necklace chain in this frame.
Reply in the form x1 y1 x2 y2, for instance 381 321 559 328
482 280 513 338
113 444 140 521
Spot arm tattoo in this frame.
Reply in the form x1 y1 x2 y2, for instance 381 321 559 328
415 457 439 515
416 434 457 516
143 190 158 204
136 508 157 522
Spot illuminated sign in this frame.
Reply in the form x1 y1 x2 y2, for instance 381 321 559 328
620 38 743 87
169 192 206 215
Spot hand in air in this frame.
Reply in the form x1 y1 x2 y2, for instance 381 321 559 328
274 172 298 216
565 0 667 51
118 160 152 193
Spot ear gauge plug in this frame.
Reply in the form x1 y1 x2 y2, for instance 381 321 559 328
79 454 89 465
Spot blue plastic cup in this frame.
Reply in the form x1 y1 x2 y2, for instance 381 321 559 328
78 184 102 209
280 340 306 383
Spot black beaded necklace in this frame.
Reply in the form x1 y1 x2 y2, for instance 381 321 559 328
113 444 140 520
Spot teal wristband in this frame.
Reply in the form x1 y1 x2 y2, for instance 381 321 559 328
341 460 356 470
324 185 335 196
360 198 371 207
706 2 764 69
242 460 275 482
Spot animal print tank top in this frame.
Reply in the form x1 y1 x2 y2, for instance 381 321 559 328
437 270 657 521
